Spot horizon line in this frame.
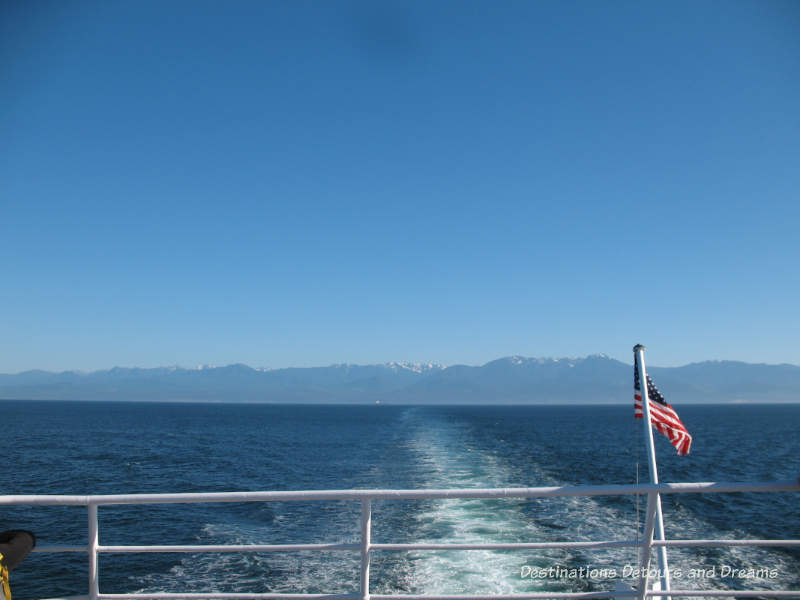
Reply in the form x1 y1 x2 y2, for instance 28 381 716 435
3 353 800 376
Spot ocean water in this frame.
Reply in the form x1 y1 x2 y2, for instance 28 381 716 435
0 401 798 599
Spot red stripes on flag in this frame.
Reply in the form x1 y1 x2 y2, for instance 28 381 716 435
634 390 692 456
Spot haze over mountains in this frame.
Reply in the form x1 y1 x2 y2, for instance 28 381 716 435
1 355 798 403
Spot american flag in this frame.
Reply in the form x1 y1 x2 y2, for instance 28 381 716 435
634 362 692 455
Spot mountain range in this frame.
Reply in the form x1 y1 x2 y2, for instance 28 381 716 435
1 355 798 403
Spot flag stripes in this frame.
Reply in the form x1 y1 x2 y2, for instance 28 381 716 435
634 363 692 455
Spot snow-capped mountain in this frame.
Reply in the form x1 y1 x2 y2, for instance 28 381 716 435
0 356 797 403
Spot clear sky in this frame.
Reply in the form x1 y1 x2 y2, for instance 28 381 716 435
2 1 799 373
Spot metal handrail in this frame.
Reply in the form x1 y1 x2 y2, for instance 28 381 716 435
3 479 797 600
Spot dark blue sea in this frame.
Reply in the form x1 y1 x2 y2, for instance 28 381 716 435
1 401 798 599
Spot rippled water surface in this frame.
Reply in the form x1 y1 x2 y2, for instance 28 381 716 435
1 401 798 599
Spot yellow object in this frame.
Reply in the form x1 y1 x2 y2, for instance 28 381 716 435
0 551 10 600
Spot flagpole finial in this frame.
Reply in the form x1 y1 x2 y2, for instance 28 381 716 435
633 344 646 353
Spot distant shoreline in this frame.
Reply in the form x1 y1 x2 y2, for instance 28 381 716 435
2 356 798 404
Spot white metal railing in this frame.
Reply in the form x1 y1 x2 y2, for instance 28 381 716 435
2 479 799 600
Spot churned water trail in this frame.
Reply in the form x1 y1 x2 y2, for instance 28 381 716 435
402 408 543 593
397 408 644 595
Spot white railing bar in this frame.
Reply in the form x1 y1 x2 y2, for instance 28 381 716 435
14 481 799 600
370 595 640 600
373 541 637 550
371 593 800 600
98 543 359 553
645 592 800 598
88 503 99 600
638 492 658 600
654 539 800 547
2 479 797 506
360 498 372 600
97 594 638 600
86 593 800 600
377 539 800 550
373 594 800 600
29 538 800 557
98 595 360 600
30 538 800 556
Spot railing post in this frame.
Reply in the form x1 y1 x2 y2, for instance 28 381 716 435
88 502 99 600
360 498 372 600
638 491 658 600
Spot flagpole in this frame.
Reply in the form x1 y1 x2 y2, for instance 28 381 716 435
633 344 671 597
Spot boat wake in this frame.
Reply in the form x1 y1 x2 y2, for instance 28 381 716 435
398 409 640 595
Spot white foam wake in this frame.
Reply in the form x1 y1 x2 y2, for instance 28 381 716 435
398 414 643 595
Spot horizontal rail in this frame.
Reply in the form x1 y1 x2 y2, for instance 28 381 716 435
40 594 800 600
374 541 639 550
98 543 359 553
98 595 362 600
85 592 800 600
372 594 800 600
31 538 800 557
373 595 800 600
98 592 636 600
31 538 800 555
654 539 800 547
644 593 800 598
2 479 798 506
14 480 799 600
97 595 362 600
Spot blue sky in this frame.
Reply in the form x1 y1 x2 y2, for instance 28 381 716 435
2 1 799 372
